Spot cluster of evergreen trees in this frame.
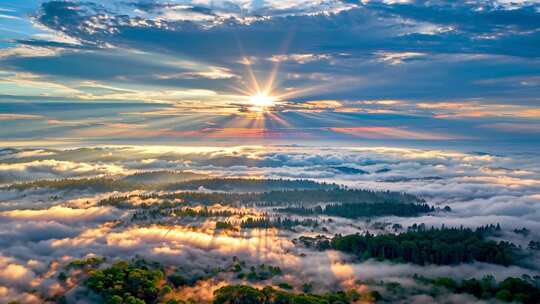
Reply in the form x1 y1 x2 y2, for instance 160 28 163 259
239 217 319 230
161 188 419 207
54 256 540 304
277 202 438 218
251 188 421 206
215 221 237 230
232 262 283 281
64 257 306 304
121 170 207 185
84 260 166 304
66 256 106 270
6 177 332 193
100 187 422 210
417 275 540 304
130 206 242 222
303 224 518 266
163 178 334 192
8 176 424 212
7 177 131 192
213 285 380 304
529 241 540 250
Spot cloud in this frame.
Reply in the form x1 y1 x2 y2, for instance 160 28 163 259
0 1 537 143
0 0 539 299
269 53 333 64
0 45 66 59
0 286 42 304
480 122 540 133
298 255 537 285
0 220 79 245
0 13 23 20
0 114 44 121
330 126 459 140
375 51 426 65
0 205 122 224
0 145 539 301
0 263 35 286
0 159 126 183
364 1 540 36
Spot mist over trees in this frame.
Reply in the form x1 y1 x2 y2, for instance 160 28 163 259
50 255 540 304
84 260 165 304
301 224 520 266
98 186 423 211
6 176 335 193
3 160 538 304
276 202 438 218
416 275 540 304
212 285 380 304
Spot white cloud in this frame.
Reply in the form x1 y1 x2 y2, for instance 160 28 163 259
269 53 333 64
0 159 127 183
375 51 426 65
1 145 540 302
0 205 122 224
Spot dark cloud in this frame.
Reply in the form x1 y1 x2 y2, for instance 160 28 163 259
365 1 540 35
2 50 191 80
0 0 533 110
0 0 536 129
31 1 540 59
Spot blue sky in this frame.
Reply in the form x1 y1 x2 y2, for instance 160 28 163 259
0 0 538 147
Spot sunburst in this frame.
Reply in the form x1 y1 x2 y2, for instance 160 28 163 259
249 93 276 110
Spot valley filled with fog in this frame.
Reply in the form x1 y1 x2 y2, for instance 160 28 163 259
0 145 539 303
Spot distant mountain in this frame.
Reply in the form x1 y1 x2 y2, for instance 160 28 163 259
163 178 335 192
122 170 208 185
0 148 18 156
330 166 369 175
6 177 335 193
381 176 443 183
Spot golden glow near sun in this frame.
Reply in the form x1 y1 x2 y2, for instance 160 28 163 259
233 54 283 113
250 93 275 108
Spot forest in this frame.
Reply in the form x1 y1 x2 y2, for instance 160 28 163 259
161 178 335 192
238 217 319 230
5 176 334 192
46 256 540 304
84 260 165 304
129 206 243 222
302 224 519 266
6 176 423 211
212 285 379 304
416 275 540 304
276 202 440 218
99 187 423 210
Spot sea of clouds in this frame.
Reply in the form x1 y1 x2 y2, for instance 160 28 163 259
0 145 539 303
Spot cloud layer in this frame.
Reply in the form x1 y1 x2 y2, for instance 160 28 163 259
0 1 538 145
0 145 539 302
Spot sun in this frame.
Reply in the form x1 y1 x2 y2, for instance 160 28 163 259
249 93 275 108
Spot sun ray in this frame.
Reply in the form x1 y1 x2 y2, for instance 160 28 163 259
264 30 295 95
244 58 262 95
264 111 292 128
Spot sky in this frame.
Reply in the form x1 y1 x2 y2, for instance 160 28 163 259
0 4 539 301
0 0 539 148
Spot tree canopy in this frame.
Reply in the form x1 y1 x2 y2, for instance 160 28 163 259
303 224 518 266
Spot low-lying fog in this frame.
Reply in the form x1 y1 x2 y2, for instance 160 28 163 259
1 146 539 303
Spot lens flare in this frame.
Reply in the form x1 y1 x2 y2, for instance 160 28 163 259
249 93 275 108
